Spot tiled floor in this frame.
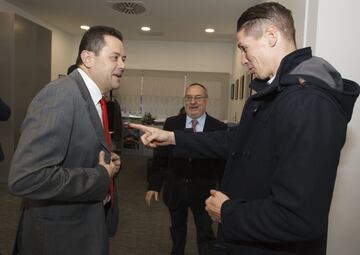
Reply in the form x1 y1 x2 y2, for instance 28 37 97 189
0 155 198 255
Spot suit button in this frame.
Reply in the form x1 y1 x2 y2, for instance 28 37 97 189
242 151 251 158
231 152 241 159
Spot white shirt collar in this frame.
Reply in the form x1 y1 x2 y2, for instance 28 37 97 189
186 113 207 132
77 68 103 106
267 75 276 85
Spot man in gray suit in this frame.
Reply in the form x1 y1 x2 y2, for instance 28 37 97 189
8 26 126 255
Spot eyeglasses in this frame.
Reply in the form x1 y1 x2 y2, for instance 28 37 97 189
184 95 208 102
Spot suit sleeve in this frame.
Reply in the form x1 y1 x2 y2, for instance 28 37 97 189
0 97 11 121
221 92 346 242
147 118 172 191
8 84 109 202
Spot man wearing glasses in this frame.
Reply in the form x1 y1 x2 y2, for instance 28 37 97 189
146 83 227 255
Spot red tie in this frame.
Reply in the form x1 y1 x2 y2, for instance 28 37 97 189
191 119 198 133
99 97 114 205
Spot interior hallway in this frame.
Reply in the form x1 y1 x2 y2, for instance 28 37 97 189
0 155 198 255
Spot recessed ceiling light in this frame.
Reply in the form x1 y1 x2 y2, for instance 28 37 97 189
205 28 215 33
141 26 151 32
80 25 90 30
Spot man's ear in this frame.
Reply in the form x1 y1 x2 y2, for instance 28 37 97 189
80 50 94 68
265 25 278 47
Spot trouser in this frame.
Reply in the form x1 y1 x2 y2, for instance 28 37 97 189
169 199 215 255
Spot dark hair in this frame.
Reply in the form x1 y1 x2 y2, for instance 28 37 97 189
67 64 78 75
237 2 296 44
76 26 123 66
178 106 186 115
185 83 208 97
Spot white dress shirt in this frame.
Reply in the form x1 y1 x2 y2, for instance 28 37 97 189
77 68 103 123
268 75 276 85
186 113 206 132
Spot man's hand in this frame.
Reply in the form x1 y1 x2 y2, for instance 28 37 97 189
111 152 121 170
205 189 230 223
129 123 176 148
145 190 159 207
98 151 121 178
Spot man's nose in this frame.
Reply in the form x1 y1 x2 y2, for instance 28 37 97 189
241 53 249 65
117 59 125 69
190 97 198 104
241 51 249 66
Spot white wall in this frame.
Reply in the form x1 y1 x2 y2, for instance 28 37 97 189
229 44 247 122
314 0 360 254
125 40 234 73
0 0 76 80
73 35 234 74
275 0 306 47
51 29 77 79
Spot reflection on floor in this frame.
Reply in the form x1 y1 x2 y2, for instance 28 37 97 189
0 155 198 255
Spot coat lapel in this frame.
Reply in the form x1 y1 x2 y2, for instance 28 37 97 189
176 114 190 131
71 70 110 153
203 113 213 132
179 114 187 129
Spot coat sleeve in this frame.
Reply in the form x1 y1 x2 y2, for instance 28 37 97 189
8 84 109 202
221 91 347 242
215 122 228 182
173 125 234 159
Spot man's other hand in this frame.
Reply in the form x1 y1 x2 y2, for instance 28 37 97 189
145 190 159 207
205 189 230 223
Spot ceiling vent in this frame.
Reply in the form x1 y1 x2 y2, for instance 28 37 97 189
110 1 146 15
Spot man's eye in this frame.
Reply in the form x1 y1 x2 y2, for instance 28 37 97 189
240 47 247 53
111 56 119 61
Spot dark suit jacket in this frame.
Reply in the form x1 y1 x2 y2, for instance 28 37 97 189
148 113 227 210
0 97 11 161
8 70 118 255
107 99 122 149
0 97 11 121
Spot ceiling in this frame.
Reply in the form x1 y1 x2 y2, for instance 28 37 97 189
5 0 261 43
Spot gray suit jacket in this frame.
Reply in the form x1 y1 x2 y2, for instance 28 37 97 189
8 70 119 255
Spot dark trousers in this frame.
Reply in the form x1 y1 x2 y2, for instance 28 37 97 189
169 198 215 255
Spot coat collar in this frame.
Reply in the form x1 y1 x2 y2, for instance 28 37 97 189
251 47 313 99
